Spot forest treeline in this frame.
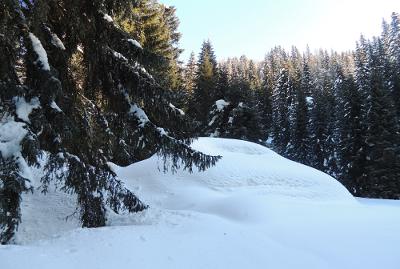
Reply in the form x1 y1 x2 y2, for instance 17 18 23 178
178 14 400 200
0 0 399 245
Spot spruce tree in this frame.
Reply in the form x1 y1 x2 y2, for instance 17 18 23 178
117 0 183 90
183 52 197 93
388 13 400 118
0 0 219 244
290 59 312 164
191 40 218 128
362 38 400 198
335 64 364 192
272 68 291 154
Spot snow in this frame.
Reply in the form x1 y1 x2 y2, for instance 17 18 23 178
103 14 113 23
127 39 143 49
157 127 168 136
0 115 33 185
29 33 50 71
208 115 218 126
14 96 41 123
76 45 84 54
306 96 314 105
215 99 230 111
50 101 62 112
129 104 149 127
0 116 27 159
2 138 400 269
50 32 66 50
112 50 127 61
169 103 185 115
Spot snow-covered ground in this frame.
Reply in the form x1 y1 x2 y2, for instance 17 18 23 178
1 138 400 269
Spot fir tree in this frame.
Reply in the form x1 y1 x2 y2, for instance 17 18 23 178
0 0 219 244
388 13 400 117
272 68 291 154
362 38 400 198
191 40 218 128
336 67 365 193
183 52 197 93
290 59 312 164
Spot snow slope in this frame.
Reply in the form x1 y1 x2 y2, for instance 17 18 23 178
2 138 400 269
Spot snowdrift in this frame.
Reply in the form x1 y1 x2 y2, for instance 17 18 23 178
3 138 400 269
119 137 354 206
14 137 353 243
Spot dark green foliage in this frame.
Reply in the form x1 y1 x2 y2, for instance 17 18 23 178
0 0 219 244
288 60 312 164
361 38 400 198
272 68 291 154
335 67 365 192
185 12 400 199
191 40 218 127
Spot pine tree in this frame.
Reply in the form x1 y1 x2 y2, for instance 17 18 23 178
0 0 219 244
183 52 197 93
258 60 273 140
362 38 400 198
191 40 218 128
272 68 291 154
335 64 365 192
388 13 400 118
117 0 183 90
290 59 312 164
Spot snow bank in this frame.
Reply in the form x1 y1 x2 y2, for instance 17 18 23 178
124 138 354 204
3 138 400 269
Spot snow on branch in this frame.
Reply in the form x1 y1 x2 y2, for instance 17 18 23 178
13 96 41 123
113 50 128 61
215 99 230 112
127 39 143 50
129 104 150 128
29 33 50 71
0 116 27 159
169 103 185 116
50 32 65 50
103 14 114 23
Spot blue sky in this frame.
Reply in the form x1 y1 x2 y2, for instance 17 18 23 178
160 0 400 62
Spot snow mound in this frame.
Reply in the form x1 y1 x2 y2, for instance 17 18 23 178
4 138 400 269
122 138 354 207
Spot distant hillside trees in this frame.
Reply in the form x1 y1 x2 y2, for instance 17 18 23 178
182 12 400 200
